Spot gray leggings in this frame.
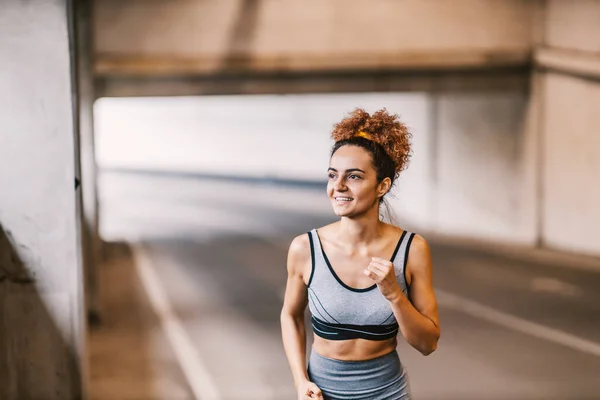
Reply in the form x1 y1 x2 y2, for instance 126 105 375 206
307 348 411 400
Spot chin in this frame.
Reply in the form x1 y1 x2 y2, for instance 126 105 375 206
331 206 356 218
331 206 348 217
333 210 349 217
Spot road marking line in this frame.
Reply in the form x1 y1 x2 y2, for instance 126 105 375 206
436 289 600 357
530 277 582 297
133 244 221 400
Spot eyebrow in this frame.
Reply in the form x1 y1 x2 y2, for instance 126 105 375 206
328 168 366 173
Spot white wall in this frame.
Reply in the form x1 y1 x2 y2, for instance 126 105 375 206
0 1 84 397
95 94 430 182
96 90 534 246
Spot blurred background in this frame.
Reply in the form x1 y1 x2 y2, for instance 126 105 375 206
2 1 600 399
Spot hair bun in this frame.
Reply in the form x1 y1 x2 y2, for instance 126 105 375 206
331 108 412 175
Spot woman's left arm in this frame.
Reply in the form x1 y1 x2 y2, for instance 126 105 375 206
365 235 440 355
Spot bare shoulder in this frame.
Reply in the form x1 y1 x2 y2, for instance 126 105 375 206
288 233 310 258
384 222 405 238
379 222 402 236
407 234 433 272
287 233 312 277
409 234 431 255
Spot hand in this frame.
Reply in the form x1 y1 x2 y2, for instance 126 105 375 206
364 257 403 301
297 380 323 399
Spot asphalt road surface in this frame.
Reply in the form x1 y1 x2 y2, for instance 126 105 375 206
99 170 600 400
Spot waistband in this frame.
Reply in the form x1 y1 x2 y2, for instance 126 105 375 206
308 349 408 399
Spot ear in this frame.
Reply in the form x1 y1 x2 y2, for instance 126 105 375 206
377 177 392 198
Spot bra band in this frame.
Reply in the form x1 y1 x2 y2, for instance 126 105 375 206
311 316 399 341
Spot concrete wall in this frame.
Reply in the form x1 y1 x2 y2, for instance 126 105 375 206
95 89 533 246
536 0 600 256
95 94 428 181
545 0 600 53
93 0 600 258
92 0 540 250
426 92 535 244
543 74 600 255
93 0 534 74
0 1 84 398
95 0 533 56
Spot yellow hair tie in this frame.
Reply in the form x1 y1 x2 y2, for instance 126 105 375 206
355 131 373 140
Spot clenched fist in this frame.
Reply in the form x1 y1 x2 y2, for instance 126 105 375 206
297 380 323 400
364 257 403 301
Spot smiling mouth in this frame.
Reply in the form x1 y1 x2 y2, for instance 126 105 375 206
334 197 353 202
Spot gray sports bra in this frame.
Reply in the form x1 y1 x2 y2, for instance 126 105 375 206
307 229 414 341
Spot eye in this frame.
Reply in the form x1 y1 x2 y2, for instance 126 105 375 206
349 174 361 180
328 173 337 179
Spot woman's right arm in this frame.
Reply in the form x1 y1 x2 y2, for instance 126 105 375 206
280 234 322 399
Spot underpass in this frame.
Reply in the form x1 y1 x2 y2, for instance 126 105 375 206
3 1 600 398
97 170 600 400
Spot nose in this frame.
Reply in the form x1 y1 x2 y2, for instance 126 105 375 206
334 176 347 191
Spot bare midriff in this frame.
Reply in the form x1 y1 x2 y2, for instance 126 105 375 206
313 335 397 361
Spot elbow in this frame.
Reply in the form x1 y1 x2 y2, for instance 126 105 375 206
419 341 438 356
280 309 302 326
280 310 291 324
414 330 440 356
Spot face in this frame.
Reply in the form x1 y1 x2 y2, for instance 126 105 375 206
327 145 391 218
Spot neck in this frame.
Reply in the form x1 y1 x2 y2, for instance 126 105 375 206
337 203 384 245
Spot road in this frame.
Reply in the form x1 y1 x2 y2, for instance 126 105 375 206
99 170 600 400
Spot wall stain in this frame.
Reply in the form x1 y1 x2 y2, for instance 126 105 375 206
0 228 35 285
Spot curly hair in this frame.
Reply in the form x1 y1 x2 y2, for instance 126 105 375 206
330 108 412 184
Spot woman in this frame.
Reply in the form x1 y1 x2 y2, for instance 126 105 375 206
280 108 440 400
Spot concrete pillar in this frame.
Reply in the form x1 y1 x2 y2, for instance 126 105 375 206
0 1 85 399
431 90 535 245
533 0 600 256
